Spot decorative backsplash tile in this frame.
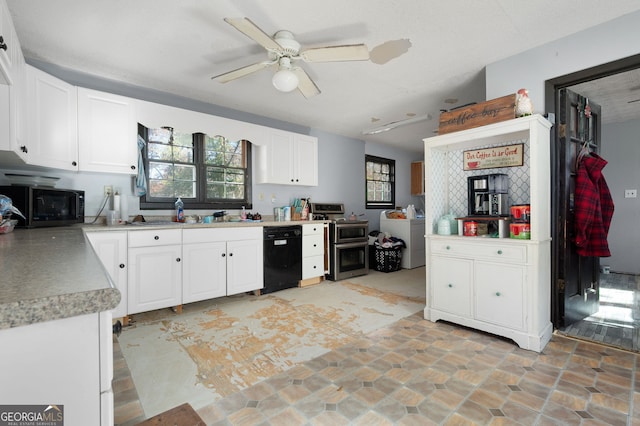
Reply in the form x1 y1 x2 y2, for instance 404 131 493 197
427 137 530 231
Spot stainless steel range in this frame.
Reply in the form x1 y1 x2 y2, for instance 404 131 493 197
309 203 369 281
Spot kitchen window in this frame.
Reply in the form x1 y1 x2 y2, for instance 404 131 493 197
365 155 395 209
139 124 252 210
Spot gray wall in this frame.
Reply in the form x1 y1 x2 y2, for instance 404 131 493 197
0 60 422 230
601 119 640 274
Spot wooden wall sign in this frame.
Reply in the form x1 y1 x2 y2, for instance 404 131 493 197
464 143 524 171
438 94 516 135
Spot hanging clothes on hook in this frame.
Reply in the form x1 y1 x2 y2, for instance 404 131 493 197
574 152 614 257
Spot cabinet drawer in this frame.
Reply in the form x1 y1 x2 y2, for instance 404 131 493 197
303 255 324 279
128 229 182 247
303 223 324 236
183 226 262 244
430 239 527 262
303 234 324 257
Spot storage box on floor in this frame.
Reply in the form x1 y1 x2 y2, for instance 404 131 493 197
369 231 405 273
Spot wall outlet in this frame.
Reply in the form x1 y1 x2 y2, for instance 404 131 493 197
104 185 113 196
624 189 637 198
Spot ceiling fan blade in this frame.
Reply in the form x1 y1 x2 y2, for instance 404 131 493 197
224 18 282 52
300 44 370 62
292 67 321 99
212 61 274 83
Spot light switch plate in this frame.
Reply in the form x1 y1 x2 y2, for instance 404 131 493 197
624 189 637 198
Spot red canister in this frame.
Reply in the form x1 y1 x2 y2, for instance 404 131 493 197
510 204 531 222
463 221 478 236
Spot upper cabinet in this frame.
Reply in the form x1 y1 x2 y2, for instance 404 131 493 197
410 161 424 195
78 88 137 174
0 0 27 164
0 0 17 85
26 64 79 171
255 130 318 186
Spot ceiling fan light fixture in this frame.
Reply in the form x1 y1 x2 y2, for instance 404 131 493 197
272 57 299 92
272 68 299 92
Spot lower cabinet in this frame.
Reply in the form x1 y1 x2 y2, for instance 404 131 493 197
0 311 114 426
86 226 264 316
127 229 182 315
426 237 551 352
182 227 263 303
302 223 325 280
85 231 128 319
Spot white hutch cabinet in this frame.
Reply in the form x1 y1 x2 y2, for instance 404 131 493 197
423 114 553 352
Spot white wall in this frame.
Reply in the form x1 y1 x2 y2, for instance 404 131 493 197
600 119 640 274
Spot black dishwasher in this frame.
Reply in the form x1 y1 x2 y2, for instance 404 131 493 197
263 226 302 294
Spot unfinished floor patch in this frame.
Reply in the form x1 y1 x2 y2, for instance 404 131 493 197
117 275 425 418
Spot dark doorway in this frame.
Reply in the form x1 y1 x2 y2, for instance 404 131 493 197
546 54 640 351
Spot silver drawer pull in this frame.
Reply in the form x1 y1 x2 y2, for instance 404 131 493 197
495 292 501 296
154 235 159 240
497 250 503 255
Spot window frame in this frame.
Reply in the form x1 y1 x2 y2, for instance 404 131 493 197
139 124 253 210
365 154 396 209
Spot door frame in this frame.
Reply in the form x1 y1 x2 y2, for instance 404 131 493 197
544 53 640 328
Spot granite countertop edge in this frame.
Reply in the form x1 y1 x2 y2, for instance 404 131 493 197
0 288 121 330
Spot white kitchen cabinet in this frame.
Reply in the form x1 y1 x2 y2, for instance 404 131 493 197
0 0 27 164
182 227 263 303
302 223 325 280
255 130 318 186
78 87 138 174
128 229 182 314
430 255 472 317
423 115 553 352
0 311 114 426
26 64 78 170
0 0 16 85
85 231 128 319
380 216 425 269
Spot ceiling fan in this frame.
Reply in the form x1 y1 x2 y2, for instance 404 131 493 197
211 18 370 98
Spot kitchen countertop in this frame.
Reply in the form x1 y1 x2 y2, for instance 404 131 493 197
0 227 120 329
81 219 328 232
0 220 328 330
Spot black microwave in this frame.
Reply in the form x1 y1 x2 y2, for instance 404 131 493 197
0 185 85 228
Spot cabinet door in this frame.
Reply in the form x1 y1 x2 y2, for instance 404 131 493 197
226 239 263 295
78 88 137 174
182 242 227 303
0 0 14 84
26 65 78 170
475 261 525 330
261 131 294 184
293 134 318 186
430 255 472 317
128 245 182 314
410 161 424 195
86 232 128 318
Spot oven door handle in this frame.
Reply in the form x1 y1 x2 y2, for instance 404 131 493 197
334 241 368 249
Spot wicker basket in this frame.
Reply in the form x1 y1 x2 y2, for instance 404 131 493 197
373 246 403 273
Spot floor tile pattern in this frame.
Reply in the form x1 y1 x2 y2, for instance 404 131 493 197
191 313 639 425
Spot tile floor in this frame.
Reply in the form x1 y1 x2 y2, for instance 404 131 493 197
114 268 640 425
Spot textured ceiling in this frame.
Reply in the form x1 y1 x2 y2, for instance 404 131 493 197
6 0 640 152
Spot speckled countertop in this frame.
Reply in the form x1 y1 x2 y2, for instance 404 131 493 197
0 227 120 329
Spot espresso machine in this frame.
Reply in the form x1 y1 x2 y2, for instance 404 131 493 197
468 173 509 216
